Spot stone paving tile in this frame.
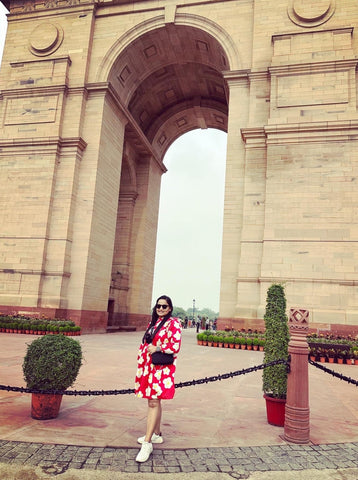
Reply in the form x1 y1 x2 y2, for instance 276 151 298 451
0 440 358 474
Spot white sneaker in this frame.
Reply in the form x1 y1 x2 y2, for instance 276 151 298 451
137 432 163 444
135 441 153 463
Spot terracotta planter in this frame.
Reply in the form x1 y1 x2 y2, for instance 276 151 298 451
207 342 213 347
320 357 326 363
241 344 246 350
247 345 252 350
259 346 264 352
213 342 218 347
229 344 234 349
31 393 63 420
218 343 223 348
264 394 286 427
328 357 335 363
253 345 258 351
354 359 358 365
337 358 344 364
235 344 240 349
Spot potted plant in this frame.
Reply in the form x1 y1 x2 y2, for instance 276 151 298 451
262 284 289 427
352 348 358 366
207 334 214 347
213 335 219 348
337 350 346 364
234 337 241 349
223 336 230 348
23 334 82 420
317 346 327 363
327 348 336 364
309 347 317 361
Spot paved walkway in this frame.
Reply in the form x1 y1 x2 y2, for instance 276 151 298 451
0 329 358 479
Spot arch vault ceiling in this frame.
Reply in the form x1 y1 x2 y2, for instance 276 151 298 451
108 24 230 160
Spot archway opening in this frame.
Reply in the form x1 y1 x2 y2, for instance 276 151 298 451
106 21 231 329
152 128 227 315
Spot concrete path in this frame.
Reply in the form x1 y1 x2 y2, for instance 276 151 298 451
0 328 357 479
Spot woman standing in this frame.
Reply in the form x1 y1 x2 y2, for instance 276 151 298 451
135 295 182 463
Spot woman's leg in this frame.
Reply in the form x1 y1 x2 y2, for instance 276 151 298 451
144 399 162 442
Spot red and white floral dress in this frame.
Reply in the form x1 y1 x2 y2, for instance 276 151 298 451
135 317 182 400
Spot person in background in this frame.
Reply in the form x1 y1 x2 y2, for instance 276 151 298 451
135 295 182 463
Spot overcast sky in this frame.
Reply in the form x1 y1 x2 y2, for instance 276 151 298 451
0 8 227 312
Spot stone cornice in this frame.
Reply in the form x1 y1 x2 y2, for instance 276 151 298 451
240 127 266 148
0 267 71 277
0 84 68 98
269 58 358 76
265 120 358 144
238 276 358 287
241 120 358 145
0 136 87 151
222 69 250 87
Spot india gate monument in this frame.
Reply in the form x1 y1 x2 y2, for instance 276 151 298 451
0 0 358 334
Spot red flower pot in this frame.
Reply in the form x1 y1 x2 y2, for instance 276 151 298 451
31 393 63 420
264 394 286 427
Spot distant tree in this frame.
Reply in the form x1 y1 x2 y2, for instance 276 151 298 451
199 307 218 319
172 306 219 321
172 306 187 319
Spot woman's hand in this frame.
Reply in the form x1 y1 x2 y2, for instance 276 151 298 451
147 344 159 354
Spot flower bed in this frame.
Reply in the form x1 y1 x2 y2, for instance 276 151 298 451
0 314 81 336
197 330 358 365
197 329 265 351
307 333 358 365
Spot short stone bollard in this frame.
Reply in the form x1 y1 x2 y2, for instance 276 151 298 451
284 308 310 444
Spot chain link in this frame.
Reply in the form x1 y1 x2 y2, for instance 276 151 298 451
0 359 289 396
309 358 358 386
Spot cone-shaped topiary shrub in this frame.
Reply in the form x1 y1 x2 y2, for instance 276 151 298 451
262 284 289 399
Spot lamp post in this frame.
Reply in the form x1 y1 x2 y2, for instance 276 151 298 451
192 298 195 325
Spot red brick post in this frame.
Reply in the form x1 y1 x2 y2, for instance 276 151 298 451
284 308 310 443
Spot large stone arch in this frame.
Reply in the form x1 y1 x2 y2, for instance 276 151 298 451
1 0 358 335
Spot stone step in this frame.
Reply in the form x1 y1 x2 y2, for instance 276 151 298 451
106 325 137 333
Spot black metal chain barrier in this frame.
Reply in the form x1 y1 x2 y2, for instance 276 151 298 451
309 358 358 387
0 359 289 396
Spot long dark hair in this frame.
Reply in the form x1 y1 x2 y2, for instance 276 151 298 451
150 295 173 326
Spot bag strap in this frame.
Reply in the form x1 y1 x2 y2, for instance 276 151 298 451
142 317 169 344
151 318 169 340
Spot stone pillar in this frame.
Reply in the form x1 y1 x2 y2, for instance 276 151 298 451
284 308 310 444
219 70 250 326
126 155 164 329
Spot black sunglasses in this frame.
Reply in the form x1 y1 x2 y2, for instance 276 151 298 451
156 304 169 309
